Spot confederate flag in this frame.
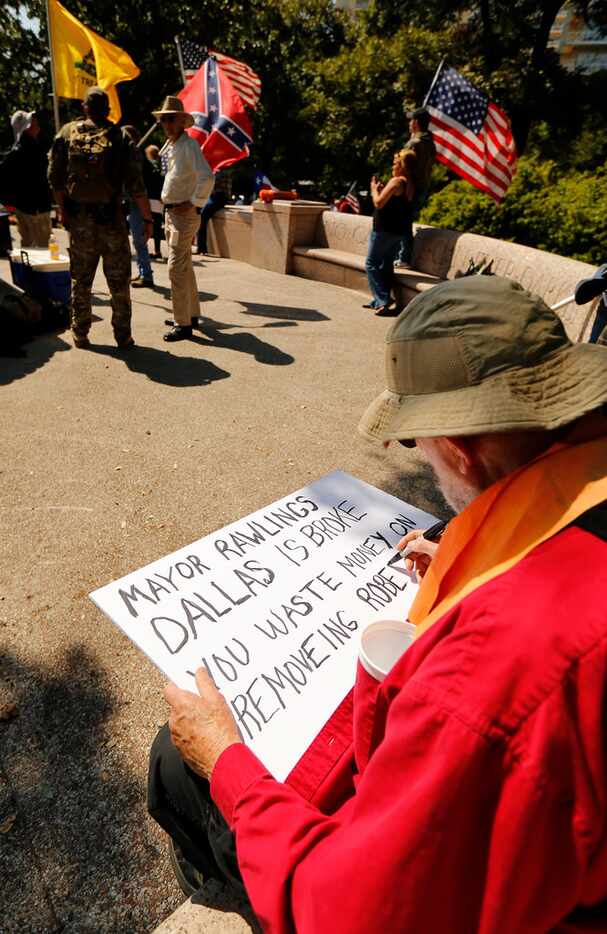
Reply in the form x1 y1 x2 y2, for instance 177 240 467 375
178 55 253 172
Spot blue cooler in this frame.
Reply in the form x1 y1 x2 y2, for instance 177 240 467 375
9 248 71 305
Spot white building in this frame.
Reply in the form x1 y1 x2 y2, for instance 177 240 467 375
549 5 607 72
334 0 369 11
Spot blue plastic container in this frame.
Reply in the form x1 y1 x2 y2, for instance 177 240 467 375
9 248 71 305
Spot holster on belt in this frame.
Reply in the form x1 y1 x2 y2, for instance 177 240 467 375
65 197 121 225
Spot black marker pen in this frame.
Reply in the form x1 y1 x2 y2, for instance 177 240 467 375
386 520 447 569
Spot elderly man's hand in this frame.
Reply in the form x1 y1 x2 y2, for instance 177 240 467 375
397 529 439 579
165 669 242 780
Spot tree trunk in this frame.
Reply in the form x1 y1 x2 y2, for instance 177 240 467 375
516 0 563 153
479 0 496 69
531 0 563 70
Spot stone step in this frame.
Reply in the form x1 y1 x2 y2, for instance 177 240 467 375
291 246 440 299
152 881 260 934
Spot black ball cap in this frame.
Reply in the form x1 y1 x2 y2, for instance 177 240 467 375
84 86 109 107
405 107 429 121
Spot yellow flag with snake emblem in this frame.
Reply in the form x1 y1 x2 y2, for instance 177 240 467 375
48 0 139 122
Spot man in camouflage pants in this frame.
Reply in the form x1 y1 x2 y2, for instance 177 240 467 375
48 87 153 349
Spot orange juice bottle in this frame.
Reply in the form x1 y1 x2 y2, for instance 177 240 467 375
49 235 60 261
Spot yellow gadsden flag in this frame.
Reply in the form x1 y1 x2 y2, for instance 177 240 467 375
48 0 139 122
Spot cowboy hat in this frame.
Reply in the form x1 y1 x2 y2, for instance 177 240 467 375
152 96 194 128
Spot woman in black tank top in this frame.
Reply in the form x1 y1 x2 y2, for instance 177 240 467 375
365 150 415 317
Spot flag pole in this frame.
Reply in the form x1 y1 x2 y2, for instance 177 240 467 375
138 123 158 148
174 36 187 87
45 0 61 132
422 58 446 107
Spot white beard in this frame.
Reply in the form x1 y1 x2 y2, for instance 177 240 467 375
427 461 481 514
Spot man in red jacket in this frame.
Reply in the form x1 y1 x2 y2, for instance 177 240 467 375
149 276 607 933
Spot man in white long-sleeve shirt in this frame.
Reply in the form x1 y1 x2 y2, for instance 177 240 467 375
153 97 213 341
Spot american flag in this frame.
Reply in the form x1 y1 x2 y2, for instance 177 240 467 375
179 56 253 172
336 182 360 214
176 38 261 110
210 50 261 110
425 64 517 203
179 38 206 78
343 182 360 214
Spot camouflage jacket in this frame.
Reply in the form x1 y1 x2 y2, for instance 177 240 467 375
48 118 146 205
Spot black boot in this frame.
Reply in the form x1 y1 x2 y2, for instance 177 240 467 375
164 317 199 329
163 325 193 342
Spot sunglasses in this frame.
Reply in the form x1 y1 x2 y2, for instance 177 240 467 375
398 439 416 448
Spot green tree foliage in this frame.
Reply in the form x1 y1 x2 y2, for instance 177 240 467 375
2 0 606 259
298 22 451 194
419 63 607 265
367 0 607 148
3 0 348 183
0 5 49 150
421 158 607 264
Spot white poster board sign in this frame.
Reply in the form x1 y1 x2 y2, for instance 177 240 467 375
90 471 437 781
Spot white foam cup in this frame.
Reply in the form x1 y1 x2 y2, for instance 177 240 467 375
359 620 416 682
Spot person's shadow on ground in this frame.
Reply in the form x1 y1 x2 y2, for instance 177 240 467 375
193 317 294 365
151 284 218 304
378 450 454 522
88 343 231 387
239 300 329 323
93 286 218 307
0 646 260 931
0 332 71 385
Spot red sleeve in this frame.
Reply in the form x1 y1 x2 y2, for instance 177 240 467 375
211 678 596 934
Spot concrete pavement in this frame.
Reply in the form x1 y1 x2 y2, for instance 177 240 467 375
0 230 448 932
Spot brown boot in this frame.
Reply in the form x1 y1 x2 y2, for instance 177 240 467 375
116 335 135 350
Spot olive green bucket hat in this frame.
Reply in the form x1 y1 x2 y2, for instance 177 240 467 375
359 276 607 445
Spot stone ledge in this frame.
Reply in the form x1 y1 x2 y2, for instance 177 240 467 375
292 246 440 297
292 245 365 270
209 204 600 341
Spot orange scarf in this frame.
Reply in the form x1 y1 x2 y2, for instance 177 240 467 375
409 433 607 640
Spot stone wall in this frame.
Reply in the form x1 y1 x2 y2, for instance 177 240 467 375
208 201 328 273
412 225 598 341
207 205 253 263
314 211 370 257
207 204 599 341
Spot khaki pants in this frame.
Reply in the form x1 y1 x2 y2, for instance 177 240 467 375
166 208 201 325
15 210 51 249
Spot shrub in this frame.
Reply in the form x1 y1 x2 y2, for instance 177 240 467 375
421 157 607 265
